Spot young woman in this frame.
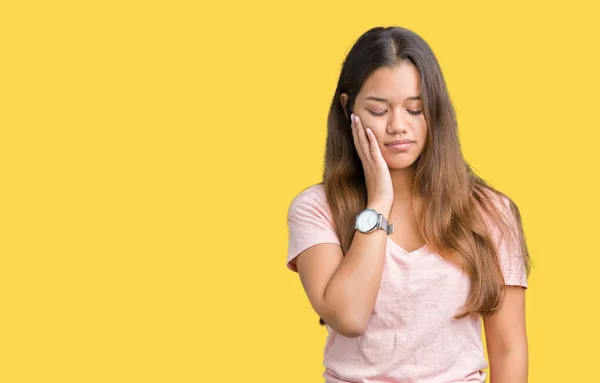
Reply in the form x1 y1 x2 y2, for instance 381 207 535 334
285 26 532 383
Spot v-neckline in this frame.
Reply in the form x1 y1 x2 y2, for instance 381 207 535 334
386 236 428 256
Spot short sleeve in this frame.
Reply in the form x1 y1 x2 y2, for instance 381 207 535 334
490 195 529 288
286 184 341 272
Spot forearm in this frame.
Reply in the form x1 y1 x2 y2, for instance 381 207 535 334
322 204 390 334
489 350 528 383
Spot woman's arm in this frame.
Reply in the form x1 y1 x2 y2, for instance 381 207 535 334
483 286 528 383
295 203 390 338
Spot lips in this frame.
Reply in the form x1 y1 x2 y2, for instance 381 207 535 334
386 140 415 146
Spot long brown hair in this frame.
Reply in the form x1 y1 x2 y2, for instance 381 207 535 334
320 26 532 324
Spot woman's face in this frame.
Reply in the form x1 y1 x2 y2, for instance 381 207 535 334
343 61 428 170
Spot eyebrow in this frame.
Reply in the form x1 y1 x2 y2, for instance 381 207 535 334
365 95 421 102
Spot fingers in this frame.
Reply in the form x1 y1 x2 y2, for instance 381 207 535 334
350 114 362 161
351 114 367 163
352 114 380 163
364 126 381 158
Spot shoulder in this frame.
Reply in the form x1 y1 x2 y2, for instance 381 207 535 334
477 187 515 221
287 183 330 219
477 187 529 286
286 183 340 271
474 187 522 244
477 186 524 252
290 183 326 203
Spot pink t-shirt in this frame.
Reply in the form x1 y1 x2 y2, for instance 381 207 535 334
286 184 528 383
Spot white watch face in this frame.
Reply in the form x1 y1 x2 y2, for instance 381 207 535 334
357 209 379 232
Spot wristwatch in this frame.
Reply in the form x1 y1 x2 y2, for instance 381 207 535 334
355 208 394 235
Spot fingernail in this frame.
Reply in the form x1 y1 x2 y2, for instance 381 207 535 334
350 113 355 122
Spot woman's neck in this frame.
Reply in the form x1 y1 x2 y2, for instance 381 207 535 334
390 166 415 204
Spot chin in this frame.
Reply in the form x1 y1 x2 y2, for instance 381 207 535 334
386 160 417 170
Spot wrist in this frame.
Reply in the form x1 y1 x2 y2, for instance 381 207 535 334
366 202 391 220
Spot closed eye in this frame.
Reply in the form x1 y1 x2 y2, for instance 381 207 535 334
367 110 423 116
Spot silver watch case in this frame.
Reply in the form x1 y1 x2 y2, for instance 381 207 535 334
355 208 394 235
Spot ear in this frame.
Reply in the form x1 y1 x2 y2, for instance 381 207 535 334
340 93 349 120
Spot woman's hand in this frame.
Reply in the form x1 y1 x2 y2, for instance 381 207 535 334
350 113 394 217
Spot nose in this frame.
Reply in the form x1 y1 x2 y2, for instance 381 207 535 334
387 108 408 134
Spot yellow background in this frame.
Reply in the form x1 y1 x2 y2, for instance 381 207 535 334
1 0 598 382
